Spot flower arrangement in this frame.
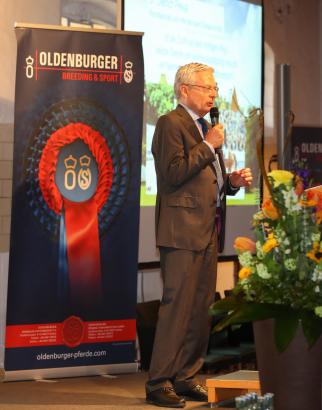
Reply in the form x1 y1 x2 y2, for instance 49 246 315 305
210 170 322 352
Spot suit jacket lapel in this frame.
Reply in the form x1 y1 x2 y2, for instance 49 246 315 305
175 105 223 179
175 104 203 144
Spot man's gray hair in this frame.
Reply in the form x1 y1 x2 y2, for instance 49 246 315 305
174 62 214 99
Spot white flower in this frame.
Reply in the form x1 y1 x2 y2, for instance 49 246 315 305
239 251 253 267
284 258 297 271
312 233 321 243
315 285 320 293
282 188 301 211
256 263 271 279
312 266 322 282
255 241 265 260
315 306 322 317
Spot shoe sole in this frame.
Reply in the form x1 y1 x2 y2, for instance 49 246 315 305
181 396 207 402
146 398 185 408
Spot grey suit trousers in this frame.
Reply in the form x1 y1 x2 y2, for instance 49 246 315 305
147 227 218 391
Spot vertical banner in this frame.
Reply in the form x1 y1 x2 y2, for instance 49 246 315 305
290 127 322 186
5 25 144 379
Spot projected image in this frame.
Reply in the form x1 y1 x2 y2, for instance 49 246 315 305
124 0 262 207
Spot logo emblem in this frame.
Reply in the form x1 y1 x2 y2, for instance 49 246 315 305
78 155 92 190
124 61 133 83
25 56 34 79
55 139 98 202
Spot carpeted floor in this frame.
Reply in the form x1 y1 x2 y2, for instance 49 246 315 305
0 370 221 410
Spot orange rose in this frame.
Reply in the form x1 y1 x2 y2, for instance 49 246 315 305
317 192 322 211
234 237 256 253
306 186 322 210
300 190 318 207
262 198 279 220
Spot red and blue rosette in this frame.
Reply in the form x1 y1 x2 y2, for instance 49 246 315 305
24 98 130 311
39 122 113 308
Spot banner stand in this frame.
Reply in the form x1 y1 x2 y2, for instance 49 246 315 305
5 23 144 381
0 253 9 371
2 363 138 382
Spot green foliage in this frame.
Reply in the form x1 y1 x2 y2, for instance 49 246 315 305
145 77 174 123
210 294 322 352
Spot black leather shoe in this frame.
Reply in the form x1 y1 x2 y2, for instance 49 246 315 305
146 387 186 408
177 384 208 402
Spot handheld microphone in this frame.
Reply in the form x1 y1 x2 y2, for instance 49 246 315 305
210 106 221 152
210 106 219 127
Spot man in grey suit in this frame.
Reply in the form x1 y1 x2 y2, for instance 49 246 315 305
145 62 253 408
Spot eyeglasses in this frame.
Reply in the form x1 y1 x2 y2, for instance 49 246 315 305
185 83 219 93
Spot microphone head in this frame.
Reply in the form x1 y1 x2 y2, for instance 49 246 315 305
210 106 219 126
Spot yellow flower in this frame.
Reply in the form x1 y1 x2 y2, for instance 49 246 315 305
234 237 256 253
262 198 279 220
239 267 252 280
252 211 265 227
307 242 322 263
262 234 279 253
268 170 294 187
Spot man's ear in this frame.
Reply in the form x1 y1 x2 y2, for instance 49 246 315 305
180 84 189 99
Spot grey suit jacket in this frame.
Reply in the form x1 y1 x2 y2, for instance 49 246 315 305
152 104 238 252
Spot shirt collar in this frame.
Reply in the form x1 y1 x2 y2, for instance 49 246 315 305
179 103 201 122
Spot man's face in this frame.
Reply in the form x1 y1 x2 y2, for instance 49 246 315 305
180 70 217 117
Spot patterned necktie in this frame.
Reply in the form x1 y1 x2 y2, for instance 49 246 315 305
197 117 208 137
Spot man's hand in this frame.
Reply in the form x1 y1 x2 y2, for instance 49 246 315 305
229 168 253 188
205 124 224 149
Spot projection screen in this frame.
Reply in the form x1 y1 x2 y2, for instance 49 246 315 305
123 0 263 262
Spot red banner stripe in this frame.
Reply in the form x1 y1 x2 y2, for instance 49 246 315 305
64 198 102 308
5 319 136 348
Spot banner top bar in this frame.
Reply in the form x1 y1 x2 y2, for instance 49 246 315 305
14 22 144 37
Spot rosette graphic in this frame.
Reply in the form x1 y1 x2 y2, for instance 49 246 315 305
24 98 130 310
